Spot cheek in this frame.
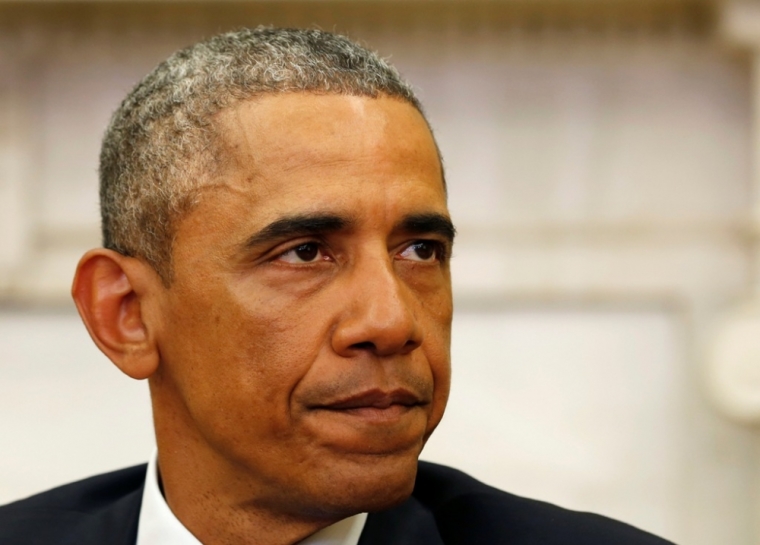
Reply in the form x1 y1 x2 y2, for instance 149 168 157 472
160 283 333 424
422 289 453 424
427 326 452 400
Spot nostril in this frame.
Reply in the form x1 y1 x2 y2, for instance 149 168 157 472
350 341 376 351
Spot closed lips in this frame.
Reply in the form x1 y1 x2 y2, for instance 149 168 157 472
316 389 425 410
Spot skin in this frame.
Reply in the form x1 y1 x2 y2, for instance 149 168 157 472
72 93 453 545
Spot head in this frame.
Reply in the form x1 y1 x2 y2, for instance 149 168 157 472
73 27 453 532
99 26 425 285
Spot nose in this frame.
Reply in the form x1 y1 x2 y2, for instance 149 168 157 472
331 255 423 358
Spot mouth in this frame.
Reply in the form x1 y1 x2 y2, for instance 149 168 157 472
322 389 423 410
311 389 427 422
303 387 433 455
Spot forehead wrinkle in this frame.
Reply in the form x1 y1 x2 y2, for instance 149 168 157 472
266 135 386 179
267 138 438 184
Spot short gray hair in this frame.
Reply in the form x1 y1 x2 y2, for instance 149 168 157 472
99 27 424 284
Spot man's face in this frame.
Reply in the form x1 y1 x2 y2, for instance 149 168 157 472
150 93 453 517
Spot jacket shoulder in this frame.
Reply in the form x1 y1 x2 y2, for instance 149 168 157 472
414 461 676 545
0 464 146 545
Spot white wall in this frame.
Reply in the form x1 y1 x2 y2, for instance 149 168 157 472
425 308 686 541
0 311 153 503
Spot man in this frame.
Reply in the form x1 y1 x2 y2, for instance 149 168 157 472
0 28 673 544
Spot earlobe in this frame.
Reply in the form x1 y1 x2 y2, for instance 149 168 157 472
72 249 161 380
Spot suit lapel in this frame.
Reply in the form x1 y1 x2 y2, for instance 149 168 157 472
61 482 143 545
358 496 444 545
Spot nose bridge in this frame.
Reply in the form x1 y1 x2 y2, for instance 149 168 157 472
364 253 412 323
333 246 421 357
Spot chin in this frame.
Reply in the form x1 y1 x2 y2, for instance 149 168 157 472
304 452 419 517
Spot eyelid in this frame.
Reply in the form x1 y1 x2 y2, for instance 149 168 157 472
396 239 450 263
270 238 332 263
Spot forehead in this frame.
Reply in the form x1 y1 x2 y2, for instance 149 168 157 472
210 93 444 205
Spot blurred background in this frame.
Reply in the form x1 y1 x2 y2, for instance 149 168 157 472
2 1 760 543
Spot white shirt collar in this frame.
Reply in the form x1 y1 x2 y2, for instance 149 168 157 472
136 449 368 545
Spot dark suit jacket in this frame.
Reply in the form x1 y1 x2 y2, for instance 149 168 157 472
0 461 673 544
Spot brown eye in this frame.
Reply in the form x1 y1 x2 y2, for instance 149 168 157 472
398 241 440 262
413 242 435 260
294 243 319 262
278 242 324 264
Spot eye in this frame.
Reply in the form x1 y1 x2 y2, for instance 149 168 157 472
397 241 442 263
277 242 325 264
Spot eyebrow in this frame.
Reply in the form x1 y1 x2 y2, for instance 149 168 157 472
242 211 456 251
243 213 350 249
397 213 457 243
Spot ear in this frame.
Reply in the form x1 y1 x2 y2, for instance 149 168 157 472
71 249 163 380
